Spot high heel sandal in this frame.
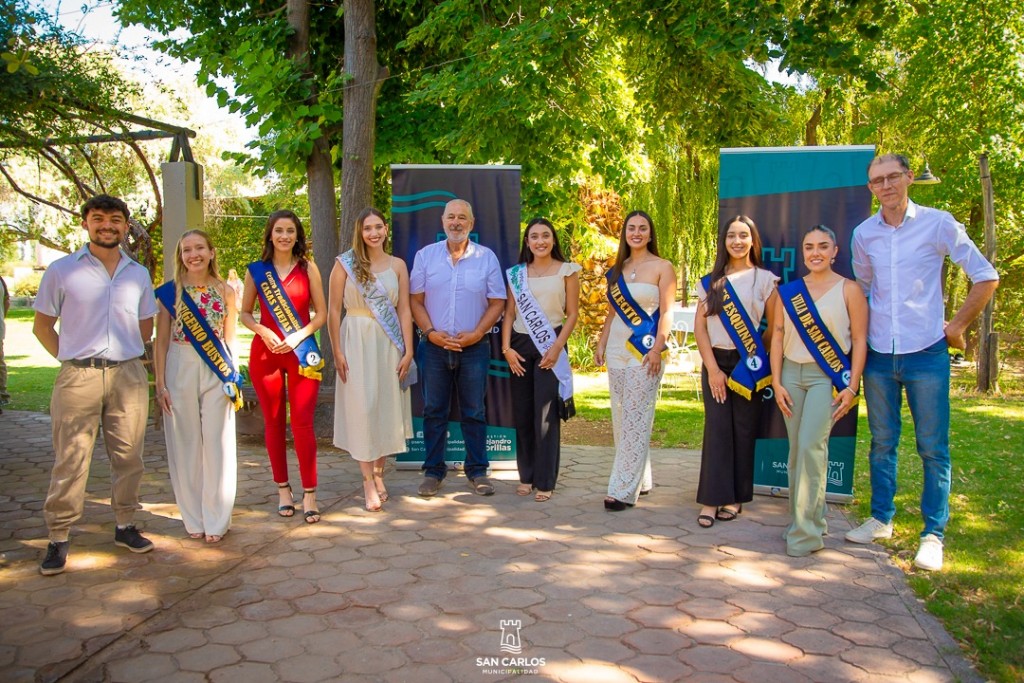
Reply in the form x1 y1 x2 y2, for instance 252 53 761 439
302 489 321 524
363 476 383 512
372 465 389 503
277 482 295 517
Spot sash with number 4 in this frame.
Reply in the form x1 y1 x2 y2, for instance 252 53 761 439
701 273 771 399
155 281 244 410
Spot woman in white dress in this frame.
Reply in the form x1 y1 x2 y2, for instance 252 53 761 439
595 211 676 510
328 208 414 511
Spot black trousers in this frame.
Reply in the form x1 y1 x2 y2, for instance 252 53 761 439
509 330 562 491
696 348 764 506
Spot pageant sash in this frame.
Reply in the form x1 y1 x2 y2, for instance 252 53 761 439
607 272 662 362
701 274 771 399
337 250 417 389
507 264 574 406
247 261 324 380
779 278 852 396
155 282 244 410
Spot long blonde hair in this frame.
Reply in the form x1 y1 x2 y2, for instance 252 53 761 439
172 229 223 326
350 207 388 285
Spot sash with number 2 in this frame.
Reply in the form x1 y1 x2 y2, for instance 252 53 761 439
247 261 324 380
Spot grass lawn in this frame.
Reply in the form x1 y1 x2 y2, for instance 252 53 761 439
4 308 1021 680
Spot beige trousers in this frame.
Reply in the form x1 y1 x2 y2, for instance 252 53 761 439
45 359 149 542
163 344 236 536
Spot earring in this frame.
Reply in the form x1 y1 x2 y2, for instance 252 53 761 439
830 258 835 264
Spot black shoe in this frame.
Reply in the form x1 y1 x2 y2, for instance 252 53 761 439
114 524 155 553
604 498 633 511
40 541 69 575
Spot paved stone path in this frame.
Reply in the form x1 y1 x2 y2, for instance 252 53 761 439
0 410 980 682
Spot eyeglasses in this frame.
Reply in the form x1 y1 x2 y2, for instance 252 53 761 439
868 172 908 189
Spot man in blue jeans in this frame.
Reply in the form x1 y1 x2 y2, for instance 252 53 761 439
848 153 998 570
410 199 506 497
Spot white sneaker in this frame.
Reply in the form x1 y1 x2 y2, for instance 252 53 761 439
844 518 893 544
914 534 944 571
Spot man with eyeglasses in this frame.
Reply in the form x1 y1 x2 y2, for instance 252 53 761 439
845 153 998 571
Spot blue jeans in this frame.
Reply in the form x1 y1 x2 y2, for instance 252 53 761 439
420 339 490 480
863 339 951 539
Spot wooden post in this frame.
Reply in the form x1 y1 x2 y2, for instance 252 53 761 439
976 155 998 392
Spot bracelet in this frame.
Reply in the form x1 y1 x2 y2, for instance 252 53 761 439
422 327 435 338
502 347 512 354
844 386 859 397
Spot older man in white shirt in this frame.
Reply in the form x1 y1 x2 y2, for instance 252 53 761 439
410 199 506 497
846 154 998 571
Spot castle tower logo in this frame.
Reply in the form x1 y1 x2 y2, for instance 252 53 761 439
499 619 522 654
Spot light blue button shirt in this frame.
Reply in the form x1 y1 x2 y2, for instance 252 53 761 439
852 200 998 355
34 245 158 361
410 239 506 335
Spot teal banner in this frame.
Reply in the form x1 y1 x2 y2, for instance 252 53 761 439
718 145 875 501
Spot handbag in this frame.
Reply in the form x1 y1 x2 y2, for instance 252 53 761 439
559 395 576 422
400 358 419 391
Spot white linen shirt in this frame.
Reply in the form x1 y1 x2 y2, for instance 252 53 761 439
410 239 506 336
851 200 998 355
34 245 158 361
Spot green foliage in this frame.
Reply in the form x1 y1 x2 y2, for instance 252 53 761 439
11 271 41 296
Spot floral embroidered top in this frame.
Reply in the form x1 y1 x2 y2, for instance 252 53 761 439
172 285 227 342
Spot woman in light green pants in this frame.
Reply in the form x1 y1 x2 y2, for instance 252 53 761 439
770 225 867 557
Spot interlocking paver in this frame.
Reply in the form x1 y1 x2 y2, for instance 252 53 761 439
0 413 983 682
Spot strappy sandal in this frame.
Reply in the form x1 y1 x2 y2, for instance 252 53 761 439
373 464 389 503
277 482 295 517
534 490 552 502
697 514 716 528
516 483 534 496
303 489 321 524
188 532 205 539
363 476 383 512
716 504 742 521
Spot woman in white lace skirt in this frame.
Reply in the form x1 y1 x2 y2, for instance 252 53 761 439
594 211 676 510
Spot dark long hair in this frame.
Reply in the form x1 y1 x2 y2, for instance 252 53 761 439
704 215 763 317
517 217 567 264
260 209 309 264
609 210 659 282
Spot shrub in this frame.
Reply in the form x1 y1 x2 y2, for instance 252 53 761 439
13 272 43 297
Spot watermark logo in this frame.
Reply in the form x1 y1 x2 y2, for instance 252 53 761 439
499 620 522 654
476 618 546 676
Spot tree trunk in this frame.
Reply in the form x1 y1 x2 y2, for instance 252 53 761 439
340 0 387 247
287 0 339 385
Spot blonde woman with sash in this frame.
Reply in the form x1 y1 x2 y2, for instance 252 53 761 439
328 208 414 512
595 211 676 511
770 225 866 556
154 230 240 543
695 215 778 528
501 218 580 502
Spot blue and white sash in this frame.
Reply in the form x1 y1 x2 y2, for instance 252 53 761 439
779 278 852 396
155 281 244 410
247 261 324 381
701 273 771 399
506 264 574 408
607 272 662 362
337 250 417 389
